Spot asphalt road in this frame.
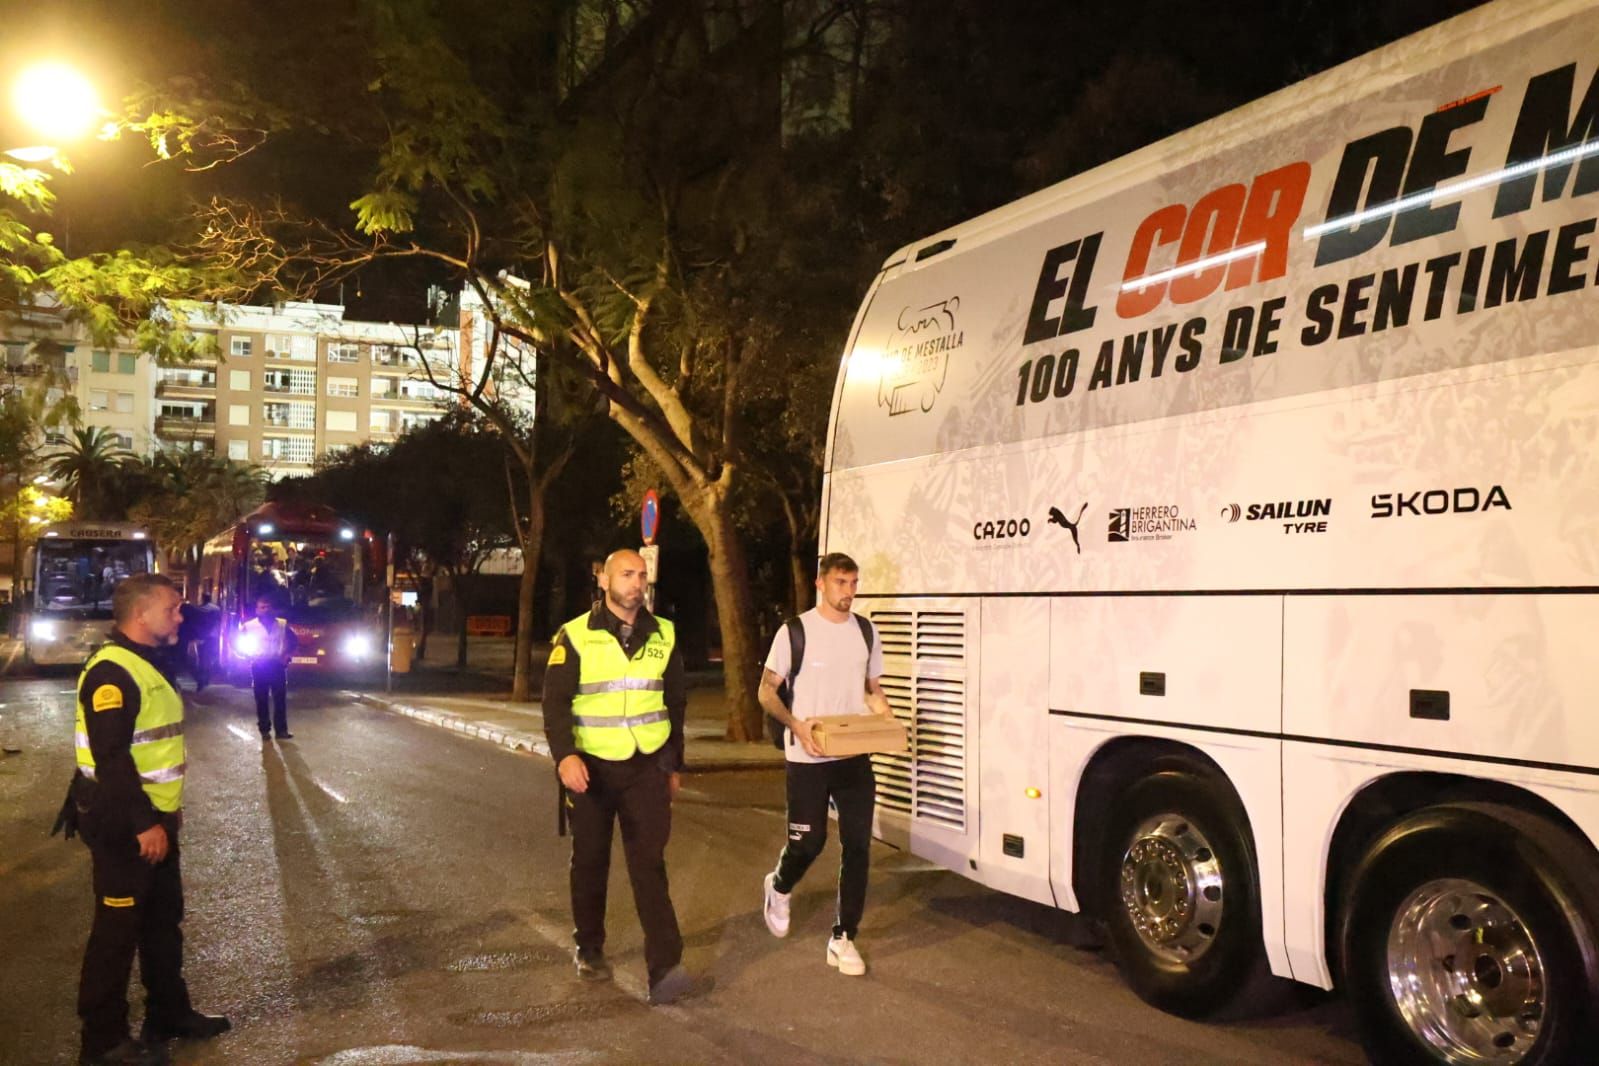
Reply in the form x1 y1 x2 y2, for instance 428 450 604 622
0 677 1370 1065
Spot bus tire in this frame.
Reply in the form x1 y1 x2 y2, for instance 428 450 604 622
1098 769 1263 1018
1340 804 1599 1066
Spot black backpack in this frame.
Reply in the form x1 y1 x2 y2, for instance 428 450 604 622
767 613 875 750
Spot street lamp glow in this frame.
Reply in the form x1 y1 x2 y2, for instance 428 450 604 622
4 145 56 163
12 62 101 144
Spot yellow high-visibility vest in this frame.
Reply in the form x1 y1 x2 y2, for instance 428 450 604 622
74 644 185 812
560 612 675 761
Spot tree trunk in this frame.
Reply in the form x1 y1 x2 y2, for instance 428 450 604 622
789 552 810 619
693 492 763 742
455 569 471 669
510 470 546 702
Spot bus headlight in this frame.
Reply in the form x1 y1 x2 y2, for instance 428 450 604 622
342 634 372 659
30 619 57 642
234 631 263 657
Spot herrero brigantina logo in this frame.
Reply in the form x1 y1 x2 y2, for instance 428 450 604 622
879 297 964 416
1108 505 1196 543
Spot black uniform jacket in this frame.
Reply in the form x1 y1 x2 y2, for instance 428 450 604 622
542 604 687 772
73 629 181 836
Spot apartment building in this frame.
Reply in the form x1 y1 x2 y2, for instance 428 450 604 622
3 299 460 479
1 310 158 453
160 301 458 478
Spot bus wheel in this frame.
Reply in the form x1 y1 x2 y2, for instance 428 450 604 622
1099 770 1263 1017
1341 804 1599 1066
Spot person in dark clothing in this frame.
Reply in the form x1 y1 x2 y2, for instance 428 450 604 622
542 549 698 1005
239 597 297 740
69 574 230 1065
174 598 221 692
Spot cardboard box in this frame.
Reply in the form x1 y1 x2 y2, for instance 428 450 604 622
809 714 908 757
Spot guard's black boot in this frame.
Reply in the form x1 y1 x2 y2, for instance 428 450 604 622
573 946 612 982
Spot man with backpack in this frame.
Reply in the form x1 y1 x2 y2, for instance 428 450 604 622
757 552 888 976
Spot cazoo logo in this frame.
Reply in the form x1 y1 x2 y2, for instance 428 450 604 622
1370 485 1511 518
973 515 1030 541
879 297 965 416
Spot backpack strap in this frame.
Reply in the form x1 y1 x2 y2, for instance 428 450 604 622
781 616 806 747
853 613 873 656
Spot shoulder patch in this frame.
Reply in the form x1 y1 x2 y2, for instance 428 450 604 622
91 684 124 713
547 644 568 667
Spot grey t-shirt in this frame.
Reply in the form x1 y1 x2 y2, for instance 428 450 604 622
764 608 884 764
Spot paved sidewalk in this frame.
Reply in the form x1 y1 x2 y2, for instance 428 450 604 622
350 685 787 772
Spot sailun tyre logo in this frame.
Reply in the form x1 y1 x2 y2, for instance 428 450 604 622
1222 498 1333 534
879 297 964 417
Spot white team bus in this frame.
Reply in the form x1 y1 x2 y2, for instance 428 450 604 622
823 1 1599 1062
24 521 158 667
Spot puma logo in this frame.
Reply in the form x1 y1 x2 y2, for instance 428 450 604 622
1048 503 1088 554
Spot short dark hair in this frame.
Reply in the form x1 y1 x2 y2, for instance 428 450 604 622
817 552 858 578
112 573 178 625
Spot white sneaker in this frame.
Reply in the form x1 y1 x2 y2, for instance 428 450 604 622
827 933 866 976
763 873 790 938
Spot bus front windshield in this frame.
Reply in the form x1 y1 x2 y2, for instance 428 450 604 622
247 537 359 622
35 540 154 617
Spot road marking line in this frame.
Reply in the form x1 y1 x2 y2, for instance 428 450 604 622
226 724 257 743
317 782 348 804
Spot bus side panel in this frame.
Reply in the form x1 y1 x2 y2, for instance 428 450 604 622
1048 596 1282 734
972 596 1053 906
1282 592 1599 986
1048 596 1291 978
1285 594 1599 770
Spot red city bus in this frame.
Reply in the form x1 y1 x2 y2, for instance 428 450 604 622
197 502 386 678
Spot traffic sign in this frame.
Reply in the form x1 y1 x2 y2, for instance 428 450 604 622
641 489 661 545
640 544 660 584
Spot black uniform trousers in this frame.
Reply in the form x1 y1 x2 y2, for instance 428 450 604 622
251 661 288 736
567 750 683 984
772 754 876 939
78 816 191 1056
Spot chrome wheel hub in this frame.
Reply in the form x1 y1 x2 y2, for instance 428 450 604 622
1386 878 1545 1064
1118 814 1225 964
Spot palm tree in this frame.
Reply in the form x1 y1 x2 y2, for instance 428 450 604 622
46 427 131 520
128 449 267 581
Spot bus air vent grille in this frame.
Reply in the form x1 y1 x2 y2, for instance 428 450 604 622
867 606 967 832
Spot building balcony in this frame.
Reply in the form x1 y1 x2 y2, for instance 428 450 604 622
155 414 216 436
261 415 314 430
156 377 216 396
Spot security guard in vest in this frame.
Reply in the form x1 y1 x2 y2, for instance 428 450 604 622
542 549 697 1005
70 574 230 1065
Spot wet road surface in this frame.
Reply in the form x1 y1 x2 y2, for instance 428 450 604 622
0 677 1369 1064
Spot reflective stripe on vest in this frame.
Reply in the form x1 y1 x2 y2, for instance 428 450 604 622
563 612 675 761
73 643 186 812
